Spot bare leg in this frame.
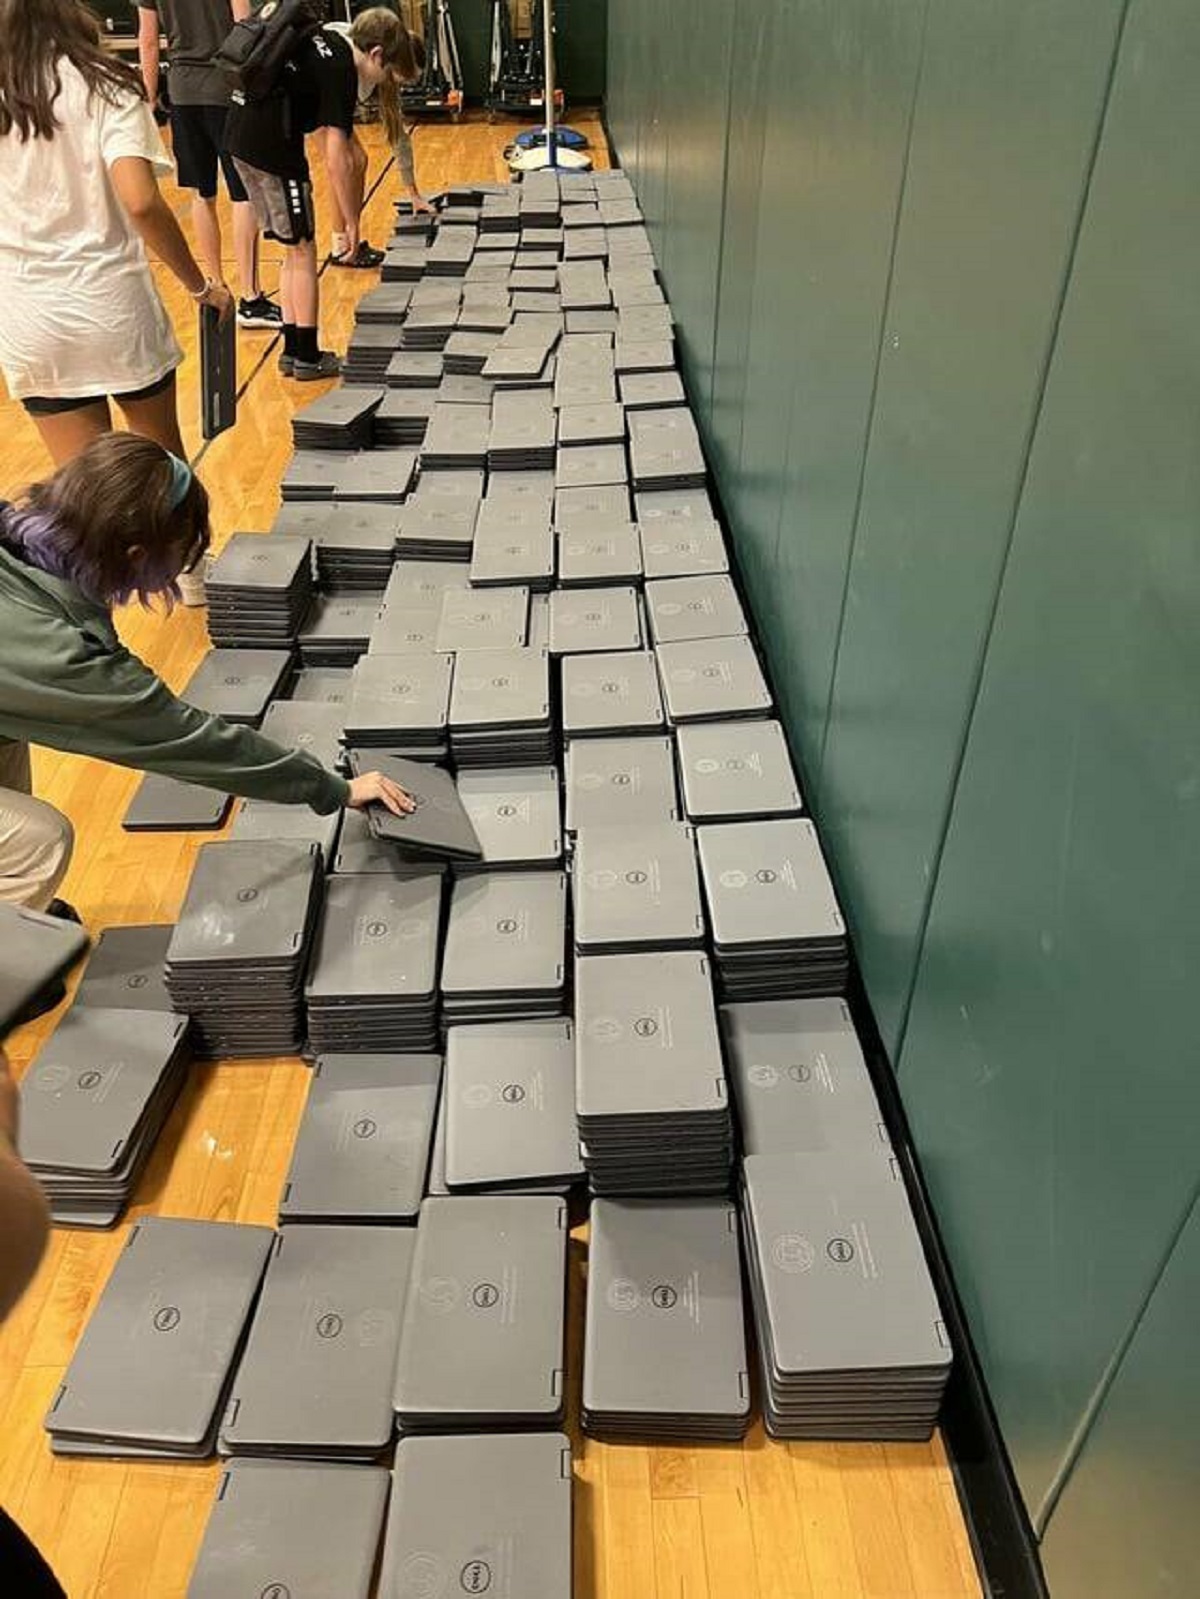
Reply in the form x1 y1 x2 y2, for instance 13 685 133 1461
31 401 111 468
232 200 261 301
288 240 320 327
115 373 185 457
190 194 223 283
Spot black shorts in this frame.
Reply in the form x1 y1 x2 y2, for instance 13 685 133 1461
171 102 248 203
232 161 316 246
23 369 177 417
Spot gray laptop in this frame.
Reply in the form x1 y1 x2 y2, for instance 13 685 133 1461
393 1196 566 1426
180 649 292 725
445 1020 582 1189
167 840 322 966
449 647 550 730
280 1052 441 1223
639 518 728 581
122 772 232 832
575 951 726 1120
558 522 642 587
697 819 844 946
675 718 803 822
69 925 171 1013
305 873 442 1001
346 652 454 736
45 1217 273 1453
645 574 747 645
565 735 678 832
573 822 704 952
655 635 772 723
220 1226 417 1457
560 650 665 738
585 1198 750 1426
457 766 562 869
0 904 88 1039
548 585 641 654
441 872 567 1001
721 998 887 1157
347 752 482 861
435 584 530 653
380 1433 572 1598
259 699 347 772
20 1007 189 1175
188 1460 389 1599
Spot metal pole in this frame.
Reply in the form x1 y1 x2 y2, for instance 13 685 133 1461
542 0 557 165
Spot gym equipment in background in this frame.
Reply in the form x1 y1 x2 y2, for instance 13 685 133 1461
399 0 464 116
506 0 591 171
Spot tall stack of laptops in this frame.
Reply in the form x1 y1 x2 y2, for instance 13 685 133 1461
572 821 705 955
164 840 323 1057
304 873 442 1055
314 506 403 593
697 818 849 999
448 645 555 767
291 387 382 450
204 533 314 650
19 1007 190 1229
344 650 452 759
440 870 568 1024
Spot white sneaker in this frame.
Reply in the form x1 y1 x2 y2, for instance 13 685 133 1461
177 567 207 608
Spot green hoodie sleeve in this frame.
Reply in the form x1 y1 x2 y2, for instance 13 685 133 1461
0 620 349 814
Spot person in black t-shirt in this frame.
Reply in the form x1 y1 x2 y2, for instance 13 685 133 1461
226 8 422 380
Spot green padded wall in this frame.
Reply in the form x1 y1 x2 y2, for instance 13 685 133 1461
608 0 1200 1586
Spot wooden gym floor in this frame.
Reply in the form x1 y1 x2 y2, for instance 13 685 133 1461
0 117 981 1598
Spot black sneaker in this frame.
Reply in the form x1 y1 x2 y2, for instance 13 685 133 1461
292 351 342 381
46 898 81 925
237 294 284 329
328 241 385 270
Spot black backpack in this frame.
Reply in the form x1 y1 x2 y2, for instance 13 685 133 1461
214 0 323 101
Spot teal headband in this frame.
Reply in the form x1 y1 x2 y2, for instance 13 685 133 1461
167 453 194 511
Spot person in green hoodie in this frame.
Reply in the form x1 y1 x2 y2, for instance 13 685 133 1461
0 432 412 922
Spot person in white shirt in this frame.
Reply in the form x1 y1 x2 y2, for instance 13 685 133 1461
0 0 233 470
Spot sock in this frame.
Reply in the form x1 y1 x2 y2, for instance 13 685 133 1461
294 326 320 365
282 323 298 358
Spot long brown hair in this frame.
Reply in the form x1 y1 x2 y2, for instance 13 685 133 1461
2 434 211 608
0 0 145 142
350 7 424 149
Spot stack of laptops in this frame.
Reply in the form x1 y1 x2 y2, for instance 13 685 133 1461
399 299 460 353
281 450 341 502
557 400 626 448
289 665 353 705
164 840 324 1057
456 766 562 873
188 1460 389 1599
278 1052 442 1224
583 1198 751 1440
720 997 888 1159
741 1151 952 1440
44 1217 273 1457
697 818 848 999
380 1434 572 1598
259 697 347 772
355 281 413 322
558 522 643 587
443 1020 582 1194
386 350 443 388
675 718 803 823
628 406 707 491
396 470 482 561
344 651 452 757
344 327 403 385
366 604 441 657
304 872 443 1055
572 822 704 955
393 1195 567 1432
19 1007 190 1229
291 387 382 450
313 506 399 593
444 329 499 374
620 369 686 410
555 442 628 492
204 533 314 650
179 647 292 726
435 583 529 653
297 594 380 666
469 503 556 590
374 389 434 447
448 646 554 767
347 752 483 867
574 950 733 1197
555 483 632 530
560 650 666 741
655 635 773 725
645 573 748 645
440 870 567 1024
488 388 557 472
565 735 678 840
330 447 417 505
218 1225 417 1460
420 401 490 470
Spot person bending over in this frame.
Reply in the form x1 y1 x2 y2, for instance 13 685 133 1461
0 0 234 467
225 7 423 380
0 434 412 931
137 0 282 329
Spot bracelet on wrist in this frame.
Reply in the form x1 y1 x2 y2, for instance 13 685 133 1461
189 277 214 303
